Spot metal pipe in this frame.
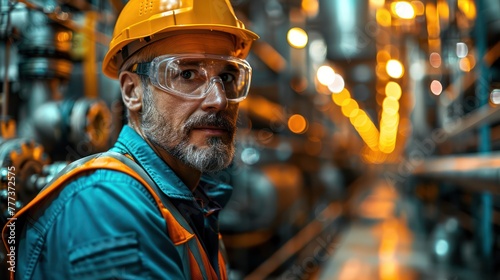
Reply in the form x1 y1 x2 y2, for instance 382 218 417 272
475 0 493 265
435 40 500 142
413 153 500 195
2 40 10 119
15 0 111 46
1 4 12 119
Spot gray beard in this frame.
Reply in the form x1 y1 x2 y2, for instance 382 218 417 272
140 90 235 173
168 135 234 173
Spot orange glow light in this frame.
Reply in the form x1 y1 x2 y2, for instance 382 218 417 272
376 8 392 27
411 1 425 15
377 50 391 64
426 3 440 39
57 31 71 42
437 0 449 21
382 97 400 115
301 0 319 18
350 111 368 128
332 88 351 105
458 0 477 20
385 82 402 100
459 57 471 72
288 114 308 134
341 99 360 118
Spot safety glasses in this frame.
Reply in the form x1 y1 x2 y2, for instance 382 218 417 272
131 54 252 103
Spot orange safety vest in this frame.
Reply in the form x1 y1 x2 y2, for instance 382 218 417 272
2 152 228 280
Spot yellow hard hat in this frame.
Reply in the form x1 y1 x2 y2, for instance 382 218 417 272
102 0 259 79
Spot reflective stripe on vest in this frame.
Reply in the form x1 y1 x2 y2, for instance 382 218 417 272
1 152 227 280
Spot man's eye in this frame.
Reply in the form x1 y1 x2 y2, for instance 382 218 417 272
220 73 235 82
180 70 196 79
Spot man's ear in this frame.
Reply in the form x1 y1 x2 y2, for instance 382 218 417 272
119 71 143 113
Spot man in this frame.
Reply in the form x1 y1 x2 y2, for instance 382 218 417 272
3 0 258 279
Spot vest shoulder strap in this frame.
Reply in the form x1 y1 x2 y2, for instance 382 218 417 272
100 151 196 244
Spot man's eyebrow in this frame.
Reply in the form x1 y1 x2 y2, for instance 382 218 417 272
223 63 240 72
176 59 241 72
177 59 201 67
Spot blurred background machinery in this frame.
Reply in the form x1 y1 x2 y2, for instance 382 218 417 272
1 0 500 279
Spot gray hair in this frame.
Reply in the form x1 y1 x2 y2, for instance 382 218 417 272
119 43 162 119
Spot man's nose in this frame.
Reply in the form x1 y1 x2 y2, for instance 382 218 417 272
201 77 229 111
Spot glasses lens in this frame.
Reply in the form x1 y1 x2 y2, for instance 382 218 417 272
151 54 251 101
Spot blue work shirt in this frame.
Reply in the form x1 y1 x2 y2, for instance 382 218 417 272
15 125 233 279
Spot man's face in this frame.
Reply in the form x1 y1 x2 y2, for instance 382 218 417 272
140 32 241 172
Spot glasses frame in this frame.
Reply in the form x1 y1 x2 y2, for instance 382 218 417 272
131 53 252 103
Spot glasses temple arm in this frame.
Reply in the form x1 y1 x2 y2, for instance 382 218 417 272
130 63 150 76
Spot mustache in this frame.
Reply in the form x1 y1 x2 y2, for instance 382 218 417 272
184 113 236 134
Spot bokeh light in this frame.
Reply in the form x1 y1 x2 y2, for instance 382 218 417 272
490 89 500 105
386 59 404 79
377 50 391 64
382 97 400 116
287 27 308 49
430 80 443 95
376 8 392 27
328 74 345 93
309 39 327 62
341 99 360 118
429 52 441 68
393 1 415 19
317 65 336 86
459 57 471 72
332 88 351 105
301 0 319 18
370 0 385 8
410 62 425 80
288 114 308 134
385 82 402 100
456 42 468 58
411 1 425 15
458 0 477 20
